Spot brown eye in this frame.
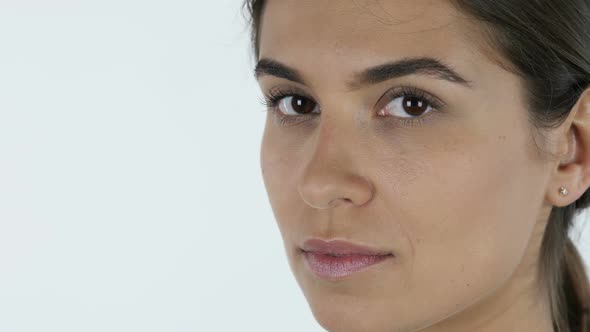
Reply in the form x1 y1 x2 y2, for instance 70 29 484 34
379 94 434 119
403 96 429 116
278 96 320 115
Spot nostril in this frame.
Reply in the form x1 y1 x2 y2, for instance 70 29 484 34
327 198 353 208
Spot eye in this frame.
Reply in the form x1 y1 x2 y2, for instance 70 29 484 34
260 85 445 127
377 95 432 118
376 87 442 119
259 87 320 126
278 95 320 116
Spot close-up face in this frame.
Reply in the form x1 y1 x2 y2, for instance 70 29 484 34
256 1 563 331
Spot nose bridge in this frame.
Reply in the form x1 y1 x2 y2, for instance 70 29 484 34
310 93 364 157
312 110 351 159
297 109 374 209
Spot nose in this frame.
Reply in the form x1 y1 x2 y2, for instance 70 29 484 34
297 120 375 210
299 170 375 209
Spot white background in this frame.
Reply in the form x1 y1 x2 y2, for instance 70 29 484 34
0 1 588 331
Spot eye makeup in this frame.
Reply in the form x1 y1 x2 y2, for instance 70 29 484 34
259 84 446 128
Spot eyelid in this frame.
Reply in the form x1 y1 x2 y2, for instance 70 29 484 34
262 84 447 120
372 85 446 114
266 85 317 105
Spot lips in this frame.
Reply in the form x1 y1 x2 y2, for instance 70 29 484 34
301 238 393 256
300 238 394 279
303 251 392 279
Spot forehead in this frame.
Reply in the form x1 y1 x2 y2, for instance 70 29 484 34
259 0 489 88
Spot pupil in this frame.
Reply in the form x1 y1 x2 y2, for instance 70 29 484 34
404 96 427 116
291 97 315 114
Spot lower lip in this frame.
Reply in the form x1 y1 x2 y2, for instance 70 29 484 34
302 251 393 279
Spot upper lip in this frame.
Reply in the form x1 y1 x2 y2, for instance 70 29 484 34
301 238 393 256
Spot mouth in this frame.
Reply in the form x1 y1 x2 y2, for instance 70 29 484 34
300 238 394 280
301 251 394 280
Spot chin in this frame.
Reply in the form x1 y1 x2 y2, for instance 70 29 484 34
303 293 401 332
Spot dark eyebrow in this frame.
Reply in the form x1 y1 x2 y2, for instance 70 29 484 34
254 56 474 90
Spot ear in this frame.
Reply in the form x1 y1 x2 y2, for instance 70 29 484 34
546 87 590 207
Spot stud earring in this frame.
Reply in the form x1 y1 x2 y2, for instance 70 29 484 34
559 186 569 196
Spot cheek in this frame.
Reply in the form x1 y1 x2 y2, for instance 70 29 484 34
374 123 547 313
260 124 303 240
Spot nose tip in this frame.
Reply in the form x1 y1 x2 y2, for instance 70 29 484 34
299 172 375 209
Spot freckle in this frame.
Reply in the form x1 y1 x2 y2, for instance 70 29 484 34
498 135 507 140
467 283 471 287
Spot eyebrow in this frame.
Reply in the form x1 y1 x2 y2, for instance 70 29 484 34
254 56 474 90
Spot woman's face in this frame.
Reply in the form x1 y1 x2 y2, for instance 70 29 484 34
257 1 558 331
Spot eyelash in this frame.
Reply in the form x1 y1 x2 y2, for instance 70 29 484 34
258 85 446 127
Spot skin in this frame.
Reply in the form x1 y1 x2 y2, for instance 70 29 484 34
255 1 590 331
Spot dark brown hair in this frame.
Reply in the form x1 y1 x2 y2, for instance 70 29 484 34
242 1 590 331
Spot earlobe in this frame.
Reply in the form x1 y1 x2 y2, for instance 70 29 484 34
546 87 590 207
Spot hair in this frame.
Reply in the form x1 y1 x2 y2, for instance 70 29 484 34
241 1 590 331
